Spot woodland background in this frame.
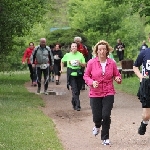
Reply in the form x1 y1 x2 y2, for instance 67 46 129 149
0 0 150 71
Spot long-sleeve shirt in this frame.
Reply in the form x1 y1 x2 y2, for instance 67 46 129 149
83 57 121 97
22 47 34 64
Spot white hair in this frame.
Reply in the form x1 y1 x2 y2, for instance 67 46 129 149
74 37 82 42
40 38 46 42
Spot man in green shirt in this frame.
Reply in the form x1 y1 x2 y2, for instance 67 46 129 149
60 42 86 111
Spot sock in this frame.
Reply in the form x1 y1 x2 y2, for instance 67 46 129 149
143 121 149 124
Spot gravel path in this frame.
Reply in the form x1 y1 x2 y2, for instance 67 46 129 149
25 73 150 150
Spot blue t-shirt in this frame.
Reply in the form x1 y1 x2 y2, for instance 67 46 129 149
134 48 150 75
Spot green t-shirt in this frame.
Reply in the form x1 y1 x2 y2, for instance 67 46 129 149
62 51 85 76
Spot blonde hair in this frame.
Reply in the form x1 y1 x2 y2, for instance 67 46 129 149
92 40 113 57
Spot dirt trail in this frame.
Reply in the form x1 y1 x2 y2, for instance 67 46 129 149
25 73 150 150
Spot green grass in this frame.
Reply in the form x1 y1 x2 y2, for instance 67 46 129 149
114 75 140 96
0 72 63 150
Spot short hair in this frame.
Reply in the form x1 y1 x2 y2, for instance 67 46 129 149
92 40 113 57
74 37 82 42
29 42 34 46
40 38 46 42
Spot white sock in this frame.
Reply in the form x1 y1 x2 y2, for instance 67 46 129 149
143 121 149 124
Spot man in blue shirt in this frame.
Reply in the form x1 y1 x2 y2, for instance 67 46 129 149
133 42 150 135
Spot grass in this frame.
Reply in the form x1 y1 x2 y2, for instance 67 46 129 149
0 72 63 150
114 74 140 96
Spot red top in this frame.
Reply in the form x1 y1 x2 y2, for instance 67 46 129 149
22 47 34 64
77 43 88 58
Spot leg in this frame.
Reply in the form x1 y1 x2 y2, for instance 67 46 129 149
36 67 42 93
28 64 33 84
101 95 114 140
43 67 49 94
32 66 37 86
70 76 81 111
90 97 103 128
138 108 150 135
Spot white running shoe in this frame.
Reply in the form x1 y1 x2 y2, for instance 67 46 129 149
92 127 100 136
44 90 48 95
102 139 110 145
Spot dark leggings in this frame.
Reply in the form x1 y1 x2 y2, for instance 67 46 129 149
70 76 82 108
37 67 49 91
90 95 114 140
28 64 37 83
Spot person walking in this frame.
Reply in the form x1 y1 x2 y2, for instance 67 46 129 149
74 36 89 90
53 44 63 85
22 42 37 86
60 42 86 111
133 39 150 135
31 38 54 95
83 40 122 145
114 39 125 67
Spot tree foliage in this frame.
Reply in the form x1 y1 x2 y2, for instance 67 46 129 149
67 0 148 60
0 0 54 55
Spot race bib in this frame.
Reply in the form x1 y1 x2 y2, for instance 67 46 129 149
40 64 47 69
146 60 150 70
119 48 122 51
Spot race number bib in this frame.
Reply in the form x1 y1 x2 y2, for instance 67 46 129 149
40 64 47 69
119 48 122 51
146 60 150 70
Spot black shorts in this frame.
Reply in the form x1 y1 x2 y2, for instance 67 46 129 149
53 64 61 76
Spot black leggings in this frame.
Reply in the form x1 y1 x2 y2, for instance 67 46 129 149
90 95 114 140
37 67 49 91
28 64 37 83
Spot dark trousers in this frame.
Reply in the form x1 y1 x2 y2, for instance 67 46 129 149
117 51 124 61
70 76 82 109
37 67 49 91
90 95 114 140
28 64 37 83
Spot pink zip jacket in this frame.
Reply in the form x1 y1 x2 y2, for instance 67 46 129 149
83 57 121 97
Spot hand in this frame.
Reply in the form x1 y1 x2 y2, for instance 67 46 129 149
60 69 63 73
32 64 35 68
50 65 53 70
92 81 99 88
22 62 25 65
114 76 121 83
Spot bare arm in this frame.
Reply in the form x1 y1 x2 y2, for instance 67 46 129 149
133 66 143 82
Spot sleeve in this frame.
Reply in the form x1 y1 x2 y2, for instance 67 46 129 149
31 47 37 64
61 53 67 62
83 60 94 86
122 43 125 48
113 61 122 78
58 50 63 59
133 51 144 67
22 49 28 63
48 48 54 66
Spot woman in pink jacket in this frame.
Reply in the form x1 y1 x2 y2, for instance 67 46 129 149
83 40 121 145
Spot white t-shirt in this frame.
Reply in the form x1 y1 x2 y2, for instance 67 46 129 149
100 61 107 75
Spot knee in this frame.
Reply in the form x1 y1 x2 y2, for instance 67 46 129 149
142 114 150 120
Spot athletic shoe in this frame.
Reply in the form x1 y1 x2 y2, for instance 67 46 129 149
102 139 110 145
92 127 100 136
52 77 54 82
33 82 37 87
44 90 48 95
138 122 147 135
